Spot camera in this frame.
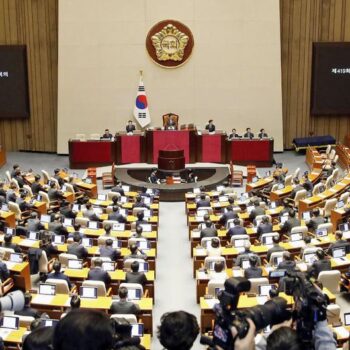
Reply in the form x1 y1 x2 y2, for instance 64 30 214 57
284 271 328 349
201 277 291 350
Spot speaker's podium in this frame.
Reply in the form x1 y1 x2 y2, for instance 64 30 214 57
157 150 185 174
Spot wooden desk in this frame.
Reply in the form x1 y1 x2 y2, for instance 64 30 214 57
330 206 350 231
4 261 31 291
0 145 6 168
246 177 274 192
0 326 27 344
0 211 16 228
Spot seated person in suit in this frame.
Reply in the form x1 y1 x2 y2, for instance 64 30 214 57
2 233 21 253
10 164 21 178
68 223 85 240
280 209 301 235
111 182 125 196
27 211 45 232
108 206 126 223
228 128 240 140
0 182 6 198
302 172 314 193
290 178 304 199
208 260 227 280
219 205 238 226
132 225 147 239
257 216 273 240
205 119 215 132
196 193 210 209
110 286 140 315
0 251 10 282
87 258 111 286
125 260 147 286
6 182 17 203
48 181 65 202
53 168 66 187
60 201 77 219
165 115 177 130
101 128 113 139
258 128 268 138
83 203 100 221
149 170 160 184
46 260 72 289
244 255 263 279
28 242 44 275
15 292 41 319
200 221 218 239
124 243 147 261
133 196 150 209
307 208 326 232
307 249 331 279
243 127 254 138
49 214 68 237
16 191 33 212
300 235 315 258
249 200 265 221
100 238 120 261
126 120 136 133
13 169 25 188
327 231 350 255
207 238 222 257
235 241 261 267
67 233 88 259
266 236 285 262
277 251 297 272
227 218 247 238
135 211 148 226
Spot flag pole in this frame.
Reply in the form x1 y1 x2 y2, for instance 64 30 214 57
139 70 143 79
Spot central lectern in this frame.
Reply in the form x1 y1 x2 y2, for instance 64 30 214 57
157 150 185 173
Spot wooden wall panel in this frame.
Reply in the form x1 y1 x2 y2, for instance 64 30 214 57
0 0 57 152
280 0 350 149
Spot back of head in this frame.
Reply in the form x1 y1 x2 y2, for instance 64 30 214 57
158 311 199 350
266 326 301 350
136 196 141 203
203 213 210 221
233 218 240 226
94 258 102 267
262 216 269 224
73 232 81 243
211 238 220 248
105 239 113 247
70 295 81 309
272 235 279 244
130 244 138 255
205 221 212 228
105 224 111 233
200 193 206 200
289 209 296 218
214 261 224 273
254 200 260 207
112 205 119 213
137 211 144 220
335 230 343 240
4 234 12 244
53 309 114 350
23 326 54 350
244 240 251 251
313 208 320 217
24 292 32 306
74 223 81 232
316 249 325 260
283 251 291 261
304 235 311 244
249 255 258 267
131 261 139 272
118 286 128 299
135 225 143 236
53 261 61 273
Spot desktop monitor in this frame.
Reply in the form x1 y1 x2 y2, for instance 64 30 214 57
39 283 56 296
28 231 39 240
36 194 42 202
131 324 144 337
112 223 125 231
120 196 127 203
143 197 151 205
278 184 284 190
234 239 246 248
290 233 302 242
9 253 23 263
302 211 311 221
4 227 15 236
262 236 273 245
344 312 350 326
92 207 103 215
219 195 228 202
270 201 276 209
72 204 80 212
339 223 350 232
258 285 273 296
316 228 328 237
304 253 317 264
143 209 151 218
137 241 150 250
63 218 73 227
41 319 59 328
1 204 8 212
193 188 201 194
140 224 152 232
127 288 141 300
98 194 107 201
138 262 149 272
247 206 254 213
333 247 346 259
40 214 51 223
82 238 93 247
274 256 283 266
53 235 65 244
0 316 19 330
102 262 115 272
337 200 345 208
84 177 92 184
68 259 83 269
280 216 288 224
79 286 97 299
112 240 122 249
252 176 258 183
88 221 99 229
269 269 286 278
122 185 130 193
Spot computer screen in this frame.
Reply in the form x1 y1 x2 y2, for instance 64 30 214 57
302 212 311 221
112 240 122 249
122 185 130 192
63 218 73 226
98 194 107 201
259 285 273 296
333 247 346 258
39 284 56 296
278 184 284 190
339 223 350 232
337 200 345 208
143 210 151 218
0 316 19 329
270 202 276 209
80 286 97 299
88 221 98 229
193 188 200 194
316 228 327 237
252 176 258 183
137 240 150 250
219 195 228 202
92 207 103 215
275 256 283 266
263 236 273 245
143 197 151 205
344 312 350 326
36 194 42 202
41 319 59 328
234 239 246 248
139 262 149 272
247 206 254 213
82 238 92 247
102 262 115 272
9 253 23 263
140 224 152 232
131 323 144 337
72 204 80 211
269 269 286 278
304 253 317 264
1 204 9 212
53 235 65 244
280 216 288 224
68 259 83 269
127 288 141 300
291 233 302 242
40 214 51 223
4 227 15 235
112 223 125 231
28 231 39 240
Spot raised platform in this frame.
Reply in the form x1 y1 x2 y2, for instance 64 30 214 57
115 166 230 201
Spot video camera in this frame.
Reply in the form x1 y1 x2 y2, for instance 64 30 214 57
201 277 291 349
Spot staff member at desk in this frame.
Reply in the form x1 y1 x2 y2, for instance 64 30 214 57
126 120 136 133
228 128 241 140
101 129 113 139
243 127 254 138
205 119 216 132
165 115 177 130
258 128 268 138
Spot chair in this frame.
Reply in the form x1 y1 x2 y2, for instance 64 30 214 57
75 217 90 227
8 202 31 223
75 134 86 141
110 314 138 324
18 315 35 329
128 237 147 248
5 171 11 182
41 170 50 184
329 149 336 161
97 235 117 246
293 167 300 179
102 163 115 189
89 133 101 140
39 191 60 211
50 177 60 189
124 259 145 270
91 256 111 267
340 191 349 204
207 279 225 297
23 185 34 198
204 256 226 270
293 189 307 207
59 253 78 268
201 237 220 249
226 218 243 229
82 280 111 297
230 234 250 247
64 183 83 201
302 247 320 262
162 113 179 129
332 168 339 182
325 176 334 189
269 251 284 266
333 154 339 163
318 270 341 293
271 184 279 192
119 283 144 298
326 304 341 325
290 225 308 236
320 145 331 159
320 198 337 218
284 175 293 187
317 222 333 234
255 214 271 223
248 277 269 294
312 183 324 196
107 191 121 201
260 232 279 245
46 278 70 294
39 250 50 274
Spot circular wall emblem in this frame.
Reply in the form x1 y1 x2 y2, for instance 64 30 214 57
146 20 194 68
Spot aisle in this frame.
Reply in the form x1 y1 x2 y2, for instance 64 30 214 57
151 202 203 350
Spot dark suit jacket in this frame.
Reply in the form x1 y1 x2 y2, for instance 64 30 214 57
257 223 273 238
277 260 296 272
200 227 218 239
0 262 10 282
48 189 64 201
108 213 126 223
205 124 216 132
15 306 41 319
328 239 350 255
249 207 265 221
244 132 254 138
67 242 88 259
227 225 247 237
100 246 120 261
308 216 326 231
111 186 125 196
196 200 211 208
281 217 301 234
125 271 147 286
47 271 72 289
110 299 140 315
48 222 68 236
31 182 45 195
267 245 285 261
27 219 44 232
308 259 331 279
87 267 111 285
244 266 263 279
60 207 77 219
126 124 136 133
258 132 268 138
28 248 42 275
219 211 238 226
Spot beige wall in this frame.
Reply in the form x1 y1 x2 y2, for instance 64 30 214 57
57 0 283 154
